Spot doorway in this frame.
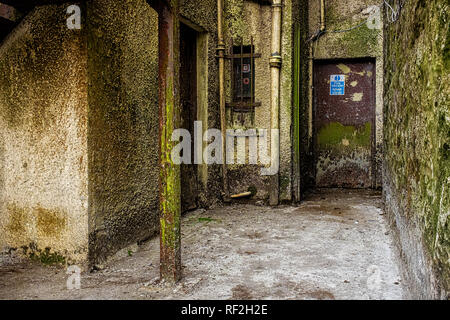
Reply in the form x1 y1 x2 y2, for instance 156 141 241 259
313 59 376 188
180 22 199 212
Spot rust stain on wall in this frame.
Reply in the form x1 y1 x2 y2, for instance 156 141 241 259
7 203 67 240
6 203 29 237
35 207 66 238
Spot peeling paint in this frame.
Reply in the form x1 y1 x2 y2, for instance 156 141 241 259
352 92 364 102
337 63 351 74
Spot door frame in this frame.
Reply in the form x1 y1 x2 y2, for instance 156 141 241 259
178 17 209 209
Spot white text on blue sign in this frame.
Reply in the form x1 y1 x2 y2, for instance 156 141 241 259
330 75 345 95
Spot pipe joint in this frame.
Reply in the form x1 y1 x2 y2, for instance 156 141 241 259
216 41 226 57
271 0 283 8
269 54 282 68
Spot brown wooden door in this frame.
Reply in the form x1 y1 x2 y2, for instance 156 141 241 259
180 23 198 212
313 60 376 188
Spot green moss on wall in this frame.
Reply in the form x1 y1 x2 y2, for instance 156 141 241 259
318 122 372 148
384 0 449 298
310 0 382 59
341 24 379 57
224 0 248 41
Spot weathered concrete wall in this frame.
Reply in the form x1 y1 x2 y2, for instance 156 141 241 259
223 0 297 202
303 0 384 190
86 0 160 265
224 0 272 200
383 0 449 299
0 5 88 264
294 0 310 198
279 0 296 201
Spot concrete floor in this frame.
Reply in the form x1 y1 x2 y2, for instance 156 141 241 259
0 189 408 300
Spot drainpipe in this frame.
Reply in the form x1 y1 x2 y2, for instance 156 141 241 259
320 0 326 32
269 0 282 206
308 46 313 140
217 0 229 201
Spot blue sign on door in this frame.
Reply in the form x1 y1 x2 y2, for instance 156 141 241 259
330 75 345 95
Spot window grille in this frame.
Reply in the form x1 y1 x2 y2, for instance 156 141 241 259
226 37 261 112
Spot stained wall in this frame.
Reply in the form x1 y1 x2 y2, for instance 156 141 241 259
0 4 89 264
383 0 449 299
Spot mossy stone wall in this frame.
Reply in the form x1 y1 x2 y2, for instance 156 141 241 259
383 0 449 299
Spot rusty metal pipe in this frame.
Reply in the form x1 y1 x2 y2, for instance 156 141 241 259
157 0 182 283
230 191 252 199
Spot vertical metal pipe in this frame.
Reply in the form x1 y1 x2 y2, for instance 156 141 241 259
240 39 244 107
231 38 236 121
308 45 313 140
269 0 282 206
250 36 254 108
217 0 229 200
320 0 326 31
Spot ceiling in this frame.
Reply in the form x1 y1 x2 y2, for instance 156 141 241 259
0 1 68 42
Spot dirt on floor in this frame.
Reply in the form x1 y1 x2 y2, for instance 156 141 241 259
0 189 408 300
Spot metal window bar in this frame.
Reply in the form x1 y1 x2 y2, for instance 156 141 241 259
226 37 261 112
241 40 244 109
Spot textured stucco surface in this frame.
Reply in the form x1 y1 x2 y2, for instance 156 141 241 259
223 0 297 202
293 0 310 199
304 0 384 189
279 0 295 201
86 0 160 265
224 0 272 200
383 0 449 299
0 5 88 264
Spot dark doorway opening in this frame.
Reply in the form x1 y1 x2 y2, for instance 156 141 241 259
180 22 199 212
313 59 376 189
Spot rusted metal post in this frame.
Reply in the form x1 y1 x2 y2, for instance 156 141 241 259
157 0 182 283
